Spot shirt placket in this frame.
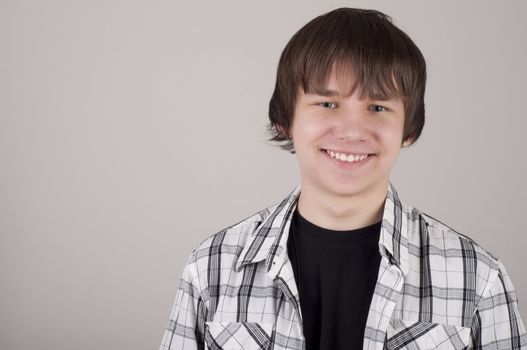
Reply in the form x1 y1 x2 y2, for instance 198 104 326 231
270 251 305 350
363 257 405 350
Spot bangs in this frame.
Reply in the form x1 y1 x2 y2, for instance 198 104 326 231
302 58 404 100
294 10 416 100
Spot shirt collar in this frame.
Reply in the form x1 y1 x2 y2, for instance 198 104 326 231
235 182 410 277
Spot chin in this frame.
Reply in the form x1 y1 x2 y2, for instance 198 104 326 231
321 181 369 198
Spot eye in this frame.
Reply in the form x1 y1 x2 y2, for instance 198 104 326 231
318 101 338 109
370 104 388 112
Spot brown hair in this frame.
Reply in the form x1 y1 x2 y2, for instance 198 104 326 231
267 8 427 152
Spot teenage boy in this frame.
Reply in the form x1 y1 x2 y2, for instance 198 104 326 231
160 8 526 350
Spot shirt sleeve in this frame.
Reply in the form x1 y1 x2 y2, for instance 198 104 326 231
470 259 527 349
159 253 208 350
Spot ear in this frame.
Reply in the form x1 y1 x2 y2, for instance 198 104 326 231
277 125 291 139
402 136 414 147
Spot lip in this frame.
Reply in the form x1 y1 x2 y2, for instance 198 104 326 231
320 149 375 170
322 148 375 156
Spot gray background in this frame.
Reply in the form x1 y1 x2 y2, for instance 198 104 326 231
1 0 526 349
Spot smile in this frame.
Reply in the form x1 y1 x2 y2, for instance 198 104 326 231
324 149 374 163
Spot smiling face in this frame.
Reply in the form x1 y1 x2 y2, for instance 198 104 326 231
291 70 411 201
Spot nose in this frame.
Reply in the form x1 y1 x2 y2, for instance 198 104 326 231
332 107 369 141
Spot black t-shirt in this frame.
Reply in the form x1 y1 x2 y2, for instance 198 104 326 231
287 208 382 350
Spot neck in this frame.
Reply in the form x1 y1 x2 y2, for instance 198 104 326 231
297 183 388 231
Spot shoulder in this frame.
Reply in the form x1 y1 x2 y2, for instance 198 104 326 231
183 202 278 276
406 205 498 263
403 205 502 302
194 203 276 255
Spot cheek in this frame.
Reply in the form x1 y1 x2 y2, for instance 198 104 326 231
292 116 329 142
375 121 405 145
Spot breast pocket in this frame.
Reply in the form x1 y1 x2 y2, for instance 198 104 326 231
204 322 273 350
385 319 471 350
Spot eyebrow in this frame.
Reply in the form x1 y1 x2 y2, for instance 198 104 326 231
308 88 397 102
309 88 340 97
370 94 393 101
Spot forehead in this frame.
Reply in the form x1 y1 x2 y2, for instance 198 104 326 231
302 62 402 102
321 67 358 97
302 60 403 101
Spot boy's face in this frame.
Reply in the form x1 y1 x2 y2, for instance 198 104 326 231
291 70 408 201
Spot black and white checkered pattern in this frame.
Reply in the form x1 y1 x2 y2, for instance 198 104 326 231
160 183 526 349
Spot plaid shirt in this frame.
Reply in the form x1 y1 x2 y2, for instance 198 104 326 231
160 183 526 349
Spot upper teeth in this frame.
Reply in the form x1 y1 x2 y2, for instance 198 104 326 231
326 150 370 163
